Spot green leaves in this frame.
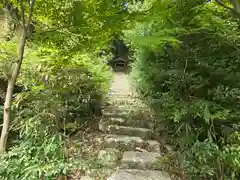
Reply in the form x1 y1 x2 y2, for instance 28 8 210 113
184 140 220 179
0 45 112 178
0 41 17 78
129 0 240 179
214 0 240 17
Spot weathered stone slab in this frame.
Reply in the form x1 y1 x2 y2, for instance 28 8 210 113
103 134 145 151
121 151 161 170
98 148 121 166
99 118 126 132
145 140 161 153
80 176 93 180
107 169 171 180
106 125 152 140
99 117 153 130
94 134 161 152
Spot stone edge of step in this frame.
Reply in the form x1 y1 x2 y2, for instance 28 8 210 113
107 169 172 180
94 134 161 153
103 125 152 139
99 117 154 129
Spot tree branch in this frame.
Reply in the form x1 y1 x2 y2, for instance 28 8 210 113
36 25 74 34
27 0 35 26
27 0 35 34
231 0 240 14
20 0 26 28
215 0 240 16
215 0 235 11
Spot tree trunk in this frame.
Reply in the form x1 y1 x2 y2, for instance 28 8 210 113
0 29 27 151
0 0 35 152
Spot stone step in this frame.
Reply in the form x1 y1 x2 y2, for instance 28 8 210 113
107 169 171 180
103 105 148 113
107 95 134 100
108 100 138 106
102 107 152 119
120 151 161 170
146 140 161 153
99 116 153 129
109 93 137 97
101 134 144 151
100 125 152 140
80 176 92 180
97 148 121 167
102 110 128 118
100 117 126 125
107 95 135 99
108 97 138 102
108 91 134 96
96 134 160 152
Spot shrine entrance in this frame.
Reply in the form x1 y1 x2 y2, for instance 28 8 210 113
111 57 129 72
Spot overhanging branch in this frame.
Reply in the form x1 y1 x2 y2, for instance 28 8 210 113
27 0 35 33
20 0 26 28
215 0 240 16
36 25 73 34
27 0 35 26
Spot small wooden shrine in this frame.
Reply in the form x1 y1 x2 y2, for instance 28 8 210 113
111 57 129 72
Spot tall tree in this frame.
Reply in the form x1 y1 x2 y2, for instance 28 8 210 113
0 0 35 151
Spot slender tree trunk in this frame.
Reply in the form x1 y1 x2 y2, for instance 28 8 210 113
0 29 27 151
0 0 35 152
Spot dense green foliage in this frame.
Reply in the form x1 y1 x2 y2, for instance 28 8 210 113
1 0 240 179
127 0 240 179
0 41 111 179
0 0 131 178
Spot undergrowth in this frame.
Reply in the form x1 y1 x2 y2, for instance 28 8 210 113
126 0 240 179
0 41 112 179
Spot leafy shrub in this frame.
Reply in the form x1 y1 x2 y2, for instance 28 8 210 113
127 0 240 179
0 46 112 178
19 48 112 131
0 86 68 179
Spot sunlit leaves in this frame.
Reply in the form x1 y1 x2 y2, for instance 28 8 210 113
0 41 17 78
128 0 240 179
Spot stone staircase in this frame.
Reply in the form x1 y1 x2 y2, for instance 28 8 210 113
92 72 171 180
